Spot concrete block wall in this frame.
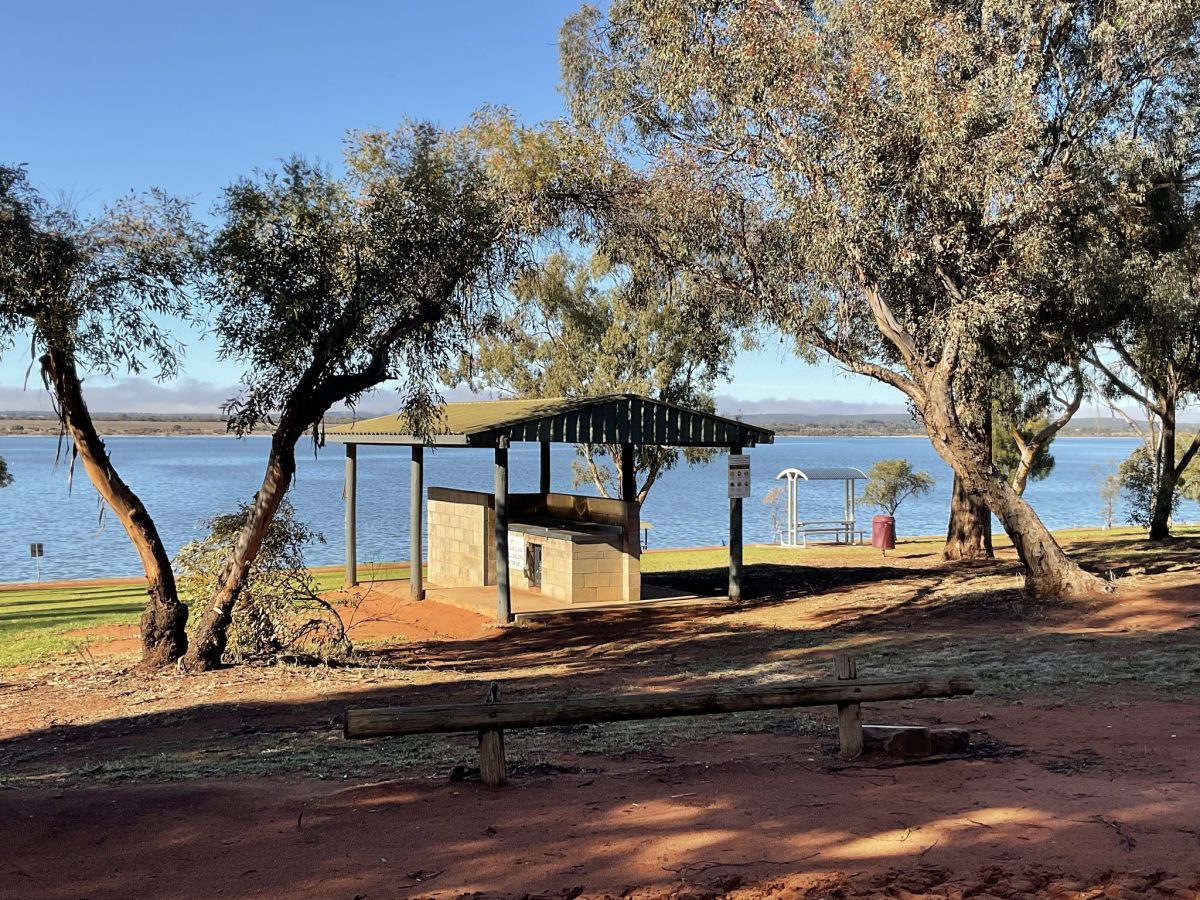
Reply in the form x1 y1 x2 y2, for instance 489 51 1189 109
428 488 490 588
569 539 635 604
428 487 640 604
542 493 628 528
505 535 636 605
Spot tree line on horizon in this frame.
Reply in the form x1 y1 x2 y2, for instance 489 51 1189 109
1 0 1199 671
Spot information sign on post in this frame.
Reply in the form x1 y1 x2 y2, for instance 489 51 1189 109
30 542 44 581
728 454 751 499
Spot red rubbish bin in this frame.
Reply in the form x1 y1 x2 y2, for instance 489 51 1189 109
871 515 896 552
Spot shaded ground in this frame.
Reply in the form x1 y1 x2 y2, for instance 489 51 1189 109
2 535 1200 898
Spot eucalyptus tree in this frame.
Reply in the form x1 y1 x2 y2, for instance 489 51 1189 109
451 251 732 503
556 0 1200 597
860 459 935 518
993 363 1087 496
0 165 202 666
1086 161 1200 539
181 123 523 672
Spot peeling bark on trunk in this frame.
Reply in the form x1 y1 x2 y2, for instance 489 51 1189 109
944 404 993 560
943 473 993 560
41 349 188 667
179 429 299 672
1011 450 1035 495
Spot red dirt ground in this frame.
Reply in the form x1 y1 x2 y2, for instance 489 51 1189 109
3 541 1200 898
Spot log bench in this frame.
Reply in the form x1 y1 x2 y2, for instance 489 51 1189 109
343 655 975 786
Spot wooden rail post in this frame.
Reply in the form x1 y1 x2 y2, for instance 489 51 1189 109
477 682 507 786
835 654 863 760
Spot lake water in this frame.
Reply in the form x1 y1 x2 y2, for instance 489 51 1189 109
0 434 1186 583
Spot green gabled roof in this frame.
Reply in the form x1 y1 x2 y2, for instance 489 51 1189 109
325 394 773 448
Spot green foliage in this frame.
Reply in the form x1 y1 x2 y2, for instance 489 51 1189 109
1118 446 1180 529
0 164 203 379
206 123 521 438
175 500 347 663
0 456 11 488
558 1 1200 397
1182 434 1200 503
992 413 1055 486
860 459 936 517
451 251 731 500
1091 156 1200 418
1087 146 1200 535
554 0 1199 590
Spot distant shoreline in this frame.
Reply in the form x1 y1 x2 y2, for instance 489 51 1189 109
0 417 1151 440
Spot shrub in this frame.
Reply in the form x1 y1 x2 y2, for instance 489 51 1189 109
175 499 348 662
1097 464 1121 529
1119 445 1179 529
860 459 935 517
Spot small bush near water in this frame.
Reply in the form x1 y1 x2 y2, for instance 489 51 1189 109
175 499 349 663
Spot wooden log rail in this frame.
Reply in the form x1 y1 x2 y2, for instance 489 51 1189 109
343 656 975 786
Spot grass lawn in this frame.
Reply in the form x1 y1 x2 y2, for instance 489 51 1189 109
3 524 1195 670
0 562 413 669
0 582 146 668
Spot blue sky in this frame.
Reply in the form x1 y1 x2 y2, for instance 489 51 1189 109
0 0 906 415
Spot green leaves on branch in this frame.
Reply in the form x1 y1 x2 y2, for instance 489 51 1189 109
175 500 345 663
1118 445 1178 530
860 459 935 517
450 250 733 501
558 0 1199 400
206 122 523 437
0 164 203 381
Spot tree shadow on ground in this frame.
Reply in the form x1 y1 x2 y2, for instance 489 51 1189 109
1065 534 1200 577
644 562 919 603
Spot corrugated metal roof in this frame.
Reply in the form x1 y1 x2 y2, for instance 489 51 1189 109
777 467 867 481
326 394 773 448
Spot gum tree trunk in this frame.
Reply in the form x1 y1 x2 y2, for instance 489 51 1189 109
179 428 299 672
925 391 1105 597
943 403 993 560
178 352 395 673
943 474 993 560
1148 413 1178 541
41 349 188 667
1010 451 1036 495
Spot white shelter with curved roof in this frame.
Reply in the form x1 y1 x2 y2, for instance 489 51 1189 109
775 467 868 547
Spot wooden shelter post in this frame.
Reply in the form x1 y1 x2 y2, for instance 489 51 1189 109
620 444 639 600
495 439 511 623
539 441 551 495
344 443 357 588
620 443 636 503
410 444 424 600
729 444 743 602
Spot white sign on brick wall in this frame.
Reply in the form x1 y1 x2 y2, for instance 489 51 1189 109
728 454 750 499
507 532 525 570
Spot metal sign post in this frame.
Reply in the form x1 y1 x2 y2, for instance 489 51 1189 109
30 542 44 581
